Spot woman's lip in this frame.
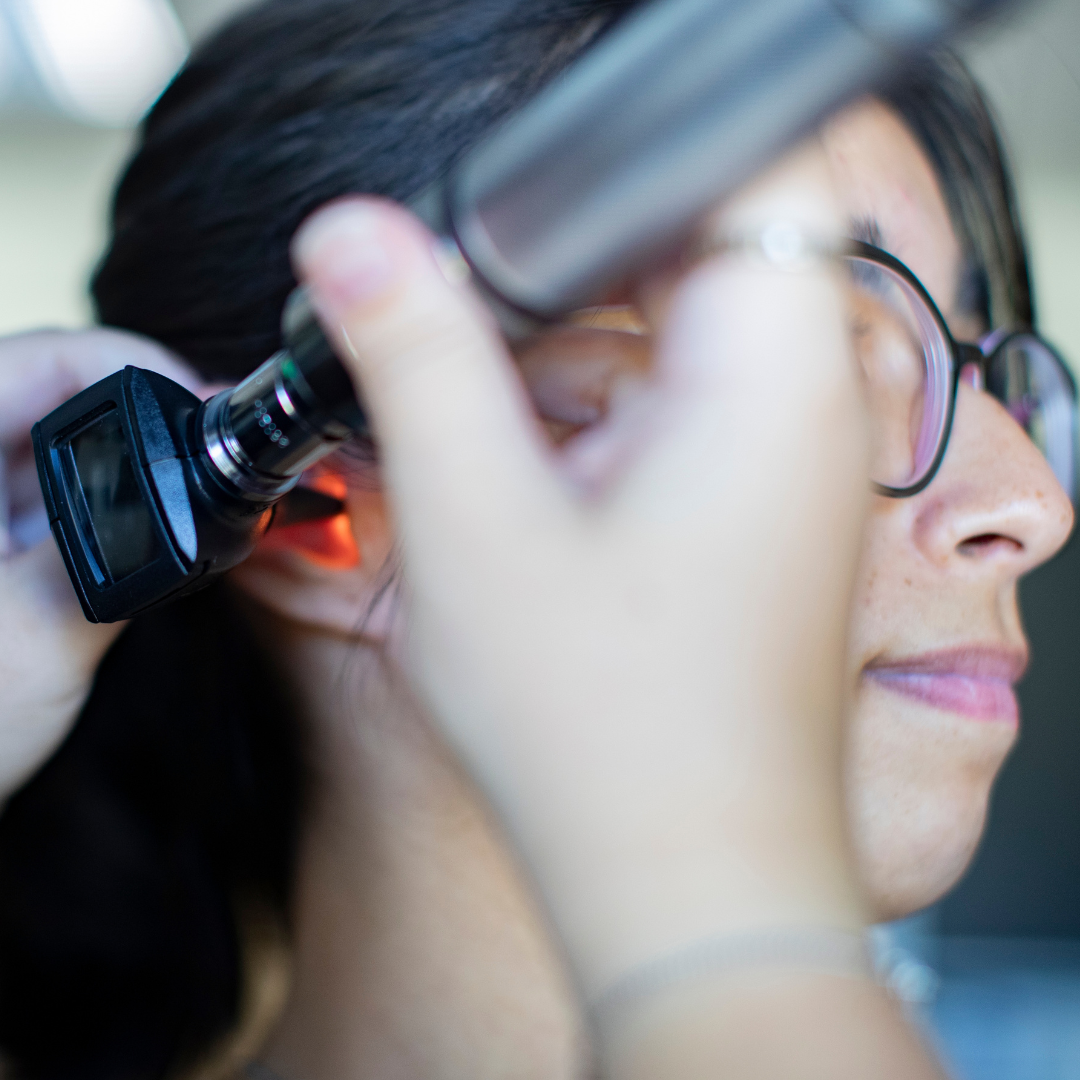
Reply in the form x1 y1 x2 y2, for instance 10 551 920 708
863 646 1028 724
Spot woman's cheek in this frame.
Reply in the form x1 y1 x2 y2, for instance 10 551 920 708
840 505 1016 919
844 686 1014 920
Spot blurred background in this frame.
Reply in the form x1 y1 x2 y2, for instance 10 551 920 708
0 1 1078 1077
0 0 258 336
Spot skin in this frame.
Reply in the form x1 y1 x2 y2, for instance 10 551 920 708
0 100 1060 1078
823 102 1073 918
224 100 1070 1077
251 136 873 1080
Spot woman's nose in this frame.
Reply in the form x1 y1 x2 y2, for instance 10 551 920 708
911 382 1075 575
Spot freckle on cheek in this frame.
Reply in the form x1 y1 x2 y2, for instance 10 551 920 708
862 570 877 607
905 578 912 586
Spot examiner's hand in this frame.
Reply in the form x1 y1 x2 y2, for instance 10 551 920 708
295 144 873 968
293 141 874 992
0 329 204 799
293 148 951 1077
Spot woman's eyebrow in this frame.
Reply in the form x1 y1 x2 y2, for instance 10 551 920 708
848 215 883 247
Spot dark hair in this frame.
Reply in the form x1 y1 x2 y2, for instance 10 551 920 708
0 585 301 1080
94 0 634 381
0 1 1033 1075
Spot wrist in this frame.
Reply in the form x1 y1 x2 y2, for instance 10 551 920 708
527 829 868 999
487 735 867 997
599 966 945 1080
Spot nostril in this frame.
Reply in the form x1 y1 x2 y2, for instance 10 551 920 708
958 533 1023 557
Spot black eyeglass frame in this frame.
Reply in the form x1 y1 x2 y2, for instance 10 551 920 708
846 240 1079 501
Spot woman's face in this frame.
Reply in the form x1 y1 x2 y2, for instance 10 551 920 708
261 99 1074 927
821 100 1073 919
514 98 1074 922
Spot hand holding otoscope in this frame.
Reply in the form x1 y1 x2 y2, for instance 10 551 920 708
32 0 1015 623
0 331 206 799
286 130 944 1079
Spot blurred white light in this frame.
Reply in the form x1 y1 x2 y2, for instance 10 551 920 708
0 13 16 105
12 0 188 127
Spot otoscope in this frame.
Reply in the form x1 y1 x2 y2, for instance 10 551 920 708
34 0 1015 623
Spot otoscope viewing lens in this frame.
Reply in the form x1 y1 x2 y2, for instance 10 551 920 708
62 408 160 584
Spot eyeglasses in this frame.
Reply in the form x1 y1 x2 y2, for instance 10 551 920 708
845 240 1079 504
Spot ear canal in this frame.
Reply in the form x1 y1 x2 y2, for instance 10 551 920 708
261 513 361 570
259 470 360 569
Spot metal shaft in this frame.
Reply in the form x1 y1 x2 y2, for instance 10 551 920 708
428 0 1014 318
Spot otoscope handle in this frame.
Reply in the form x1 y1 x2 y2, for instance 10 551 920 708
423 0 1017 319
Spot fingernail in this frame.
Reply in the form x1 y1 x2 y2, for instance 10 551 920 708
294 200 396 313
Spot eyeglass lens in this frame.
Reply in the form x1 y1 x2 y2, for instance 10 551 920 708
844 256 1078 500
845 255 953 492
984 334 1077 501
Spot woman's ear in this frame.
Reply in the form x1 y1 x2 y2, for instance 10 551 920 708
230 466 397 640
259 472 360 570
229 319 652 635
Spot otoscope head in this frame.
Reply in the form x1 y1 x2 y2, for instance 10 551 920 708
31 295 358 623
201 290 368 497
32 368 268 622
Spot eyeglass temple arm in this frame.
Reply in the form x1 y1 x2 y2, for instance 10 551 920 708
956 341 989 389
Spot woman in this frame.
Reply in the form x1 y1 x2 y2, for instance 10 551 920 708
0 0 1072 1075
